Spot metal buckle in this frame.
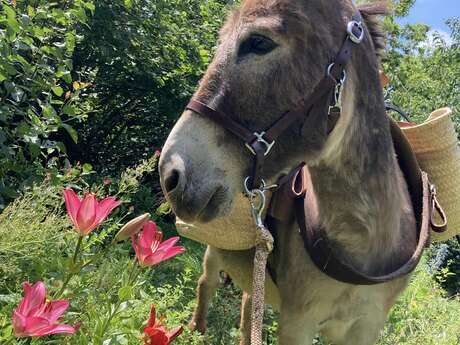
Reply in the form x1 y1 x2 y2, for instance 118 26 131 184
245 131 275 156
347 20 364 44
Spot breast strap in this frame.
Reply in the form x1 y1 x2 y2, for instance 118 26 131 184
268 118 447 285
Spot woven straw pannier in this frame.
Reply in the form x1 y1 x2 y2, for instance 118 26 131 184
175 193 259 250
400 107 460 242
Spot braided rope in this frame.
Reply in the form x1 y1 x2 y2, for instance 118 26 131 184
250 226 274 345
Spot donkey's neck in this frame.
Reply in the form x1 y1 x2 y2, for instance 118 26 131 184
308 67 416 275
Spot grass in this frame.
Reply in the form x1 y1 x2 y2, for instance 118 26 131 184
0 168 459 344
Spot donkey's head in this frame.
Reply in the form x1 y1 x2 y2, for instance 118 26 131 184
159 0 386 224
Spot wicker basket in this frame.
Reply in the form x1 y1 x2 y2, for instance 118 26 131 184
400 108 460 242
175 193 258 250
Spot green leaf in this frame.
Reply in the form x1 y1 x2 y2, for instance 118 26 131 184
56 141 67 153
62 104 76 116
65 32 76 52
51 86 64 97
28 143 40 158
84 2 96 12
42 105 56 119
118 286 133 301
62 123 78 143
82 163 93 173
0 186 19 199
72 7 87 23
156 202 171 216
4 6 20 40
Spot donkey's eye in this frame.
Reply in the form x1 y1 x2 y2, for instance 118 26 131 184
238 35 278 57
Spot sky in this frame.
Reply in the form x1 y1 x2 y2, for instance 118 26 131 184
398 0 459 33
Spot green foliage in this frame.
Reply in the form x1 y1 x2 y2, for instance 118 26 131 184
70 0 228 172
429 240 460 296
384 16 460 125
379 264 460 345
0 0 95 207
1 175 459 344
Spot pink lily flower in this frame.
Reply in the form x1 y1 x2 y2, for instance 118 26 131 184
12 282 79 338
63 188 120 236
143 305 183 345
131 221 185 267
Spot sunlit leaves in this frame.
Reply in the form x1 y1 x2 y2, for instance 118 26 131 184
0 0 95 205
72 0 228 172
383 15 460 123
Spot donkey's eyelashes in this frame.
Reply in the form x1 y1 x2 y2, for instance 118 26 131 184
238 34 278 57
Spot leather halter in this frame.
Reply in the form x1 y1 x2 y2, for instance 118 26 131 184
183 11 448 285
187 11 365 190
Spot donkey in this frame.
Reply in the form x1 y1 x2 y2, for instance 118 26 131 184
159 0 419 344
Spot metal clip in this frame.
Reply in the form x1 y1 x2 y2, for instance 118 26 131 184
243 177 278 229
245 132 275 156
327 76 344 115
249 189 266 229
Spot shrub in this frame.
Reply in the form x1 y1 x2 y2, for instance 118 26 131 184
0 0 95 208
70 0 229 173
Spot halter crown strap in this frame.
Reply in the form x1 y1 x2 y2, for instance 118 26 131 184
186 11 364 190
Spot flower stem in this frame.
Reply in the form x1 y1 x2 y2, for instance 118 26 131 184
54 236 84 298
99 261 140 340
72 235 83 264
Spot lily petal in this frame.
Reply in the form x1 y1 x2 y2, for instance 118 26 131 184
139 221 158 249
12 311 27 337
167 326 184 342
18 282 46 315
41 300 69 323
157 237 180 252
63 189 81 227
160 246 186 262
147 305 156 328
33 323 78 336
22 316 50 336
76 194 97 234
93 197 121 226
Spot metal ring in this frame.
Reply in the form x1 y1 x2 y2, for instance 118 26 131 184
347 20 364 44
244 177 267 195
327 63 347 84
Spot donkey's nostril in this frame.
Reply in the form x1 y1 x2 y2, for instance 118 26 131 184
164 169 181 194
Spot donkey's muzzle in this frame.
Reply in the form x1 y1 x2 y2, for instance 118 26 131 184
159 153 226 223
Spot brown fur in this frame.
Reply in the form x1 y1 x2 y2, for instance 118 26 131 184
159 1 418 344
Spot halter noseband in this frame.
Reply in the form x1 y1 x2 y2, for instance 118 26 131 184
186 11 364 191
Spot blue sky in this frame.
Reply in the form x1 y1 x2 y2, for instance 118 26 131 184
399 0 459 33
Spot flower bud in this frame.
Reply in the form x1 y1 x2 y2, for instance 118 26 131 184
114 213 150 242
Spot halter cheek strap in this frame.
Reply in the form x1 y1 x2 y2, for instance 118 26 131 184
186 12 365 190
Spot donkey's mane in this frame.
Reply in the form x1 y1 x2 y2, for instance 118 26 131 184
357 1 390 61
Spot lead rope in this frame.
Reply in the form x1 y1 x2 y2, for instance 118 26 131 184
245 180 276 345
251 225 274 345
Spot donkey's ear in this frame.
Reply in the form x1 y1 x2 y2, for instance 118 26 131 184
357 1 390 62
